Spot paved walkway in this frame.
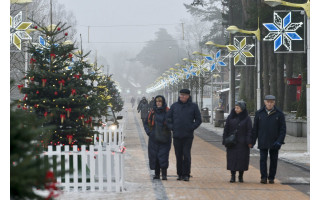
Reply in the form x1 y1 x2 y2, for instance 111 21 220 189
58 106 309 200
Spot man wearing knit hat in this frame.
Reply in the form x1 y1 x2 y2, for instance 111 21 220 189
252 95 286 184
166 89 202 181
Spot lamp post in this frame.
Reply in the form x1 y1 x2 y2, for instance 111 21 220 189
264 0 310 153
205 41 233 117
226 22 261 110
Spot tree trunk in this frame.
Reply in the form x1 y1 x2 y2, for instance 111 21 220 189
276 54 284 110
269 43 277 96
297 54 307 117
262 41 270 98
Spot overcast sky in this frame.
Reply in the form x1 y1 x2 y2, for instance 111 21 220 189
55 0 193 63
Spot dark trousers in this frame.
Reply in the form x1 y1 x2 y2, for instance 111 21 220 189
259 149 279 180
155 158 160 175
173 137 193 177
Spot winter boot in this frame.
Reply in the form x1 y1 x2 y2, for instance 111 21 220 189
230 171 236 183
153 167 160 179
238 171 244 183
161 168 167 180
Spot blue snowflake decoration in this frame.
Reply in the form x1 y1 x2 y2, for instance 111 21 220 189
205 50 226 72
263 11 303 52
182 65 197 80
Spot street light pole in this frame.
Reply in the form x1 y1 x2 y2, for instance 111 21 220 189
226 22 261 110
264 0 310 153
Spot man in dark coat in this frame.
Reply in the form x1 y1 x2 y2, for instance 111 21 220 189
252 95 286 184
143 95 172 180
137 97 149 123
166 89 202 181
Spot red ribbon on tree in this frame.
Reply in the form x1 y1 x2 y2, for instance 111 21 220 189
23 94 28 101
30 77 34 82
50 53 56 60
65 108 71 118
68 53 73 59
66 135 73 144
60 114 66 124
58 79 65 90
42 79 47 87
73 74 81 79
85 117 93 127
36 90 39 94
30 57 36 64
22 106 27 110
79 114 85 125
44 111 48 118
17 84 24 93
70 89 76 96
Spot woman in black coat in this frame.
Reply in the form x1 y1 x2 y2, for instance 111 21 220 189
222 101 252 183
143 95 172 180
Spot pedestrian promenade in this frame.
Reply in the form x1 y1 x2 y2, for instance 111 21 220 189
58 105 309 200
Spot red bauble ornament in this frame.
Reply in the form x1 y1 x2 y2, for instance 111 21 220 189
65 32 68 36
54 91 58 95
57 27 61 31
36 90 39 94
34 26 38 29
17 105 21 108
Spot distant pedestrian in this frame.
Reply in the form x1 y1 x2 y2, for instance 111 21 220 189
149 97 155 111
130 97 135 108
143 95 172 180
137 97 149 123
222 101 252 183
166 89 202 181
252 95 286 184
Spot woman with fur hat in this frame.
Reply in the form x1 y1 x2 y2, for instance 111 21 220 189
222 101 253 183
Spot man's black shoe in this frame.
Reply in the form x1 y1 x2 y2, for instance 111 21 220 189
177 176 183 181
183 176 190 181
153 175 160 180
269 179 274 184
260 179 267 184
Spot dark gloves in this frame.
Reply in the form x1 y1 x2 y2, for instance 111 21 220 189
273 141 282 150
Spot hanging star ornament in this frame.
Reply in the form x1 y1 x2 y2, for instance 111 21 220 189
205 50 227 72
227 37 254 65
182 65 197 80
10 11 32 50
263 11 303 52
192 59 209 76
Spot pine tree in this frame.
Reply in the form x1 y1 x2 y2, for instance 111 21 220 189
20 22 96 146
10 100 58 200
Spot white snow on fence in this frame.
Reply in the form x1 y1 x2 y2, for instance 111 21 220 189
43 120 126 192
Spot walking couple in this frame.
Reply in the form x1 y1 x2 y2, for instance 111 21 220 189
143 89 202 181
223 95 286 184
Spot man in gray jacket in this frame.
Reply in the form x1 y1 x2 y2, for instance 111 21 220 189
166 89 202 181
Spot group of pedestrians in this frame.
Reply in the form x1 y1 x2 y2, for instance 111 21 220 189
136 90 286 184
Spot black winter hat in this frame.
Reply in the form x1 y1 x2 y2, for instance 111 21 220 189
235 101 246 111
179 89 190 94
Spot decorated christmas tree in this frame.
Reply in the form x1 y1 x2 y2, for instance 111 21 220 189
11 100 60 200
20 22 97 146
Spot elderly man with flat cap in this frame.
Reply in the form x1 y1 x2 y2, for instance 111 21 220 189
252 95 286 184
166 89 202 181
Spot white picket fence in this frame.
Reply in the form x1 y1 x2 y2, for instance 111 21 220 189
43 118 126 192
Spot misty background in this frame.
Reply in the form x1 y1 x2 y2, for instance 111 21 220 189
53 0 205 98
